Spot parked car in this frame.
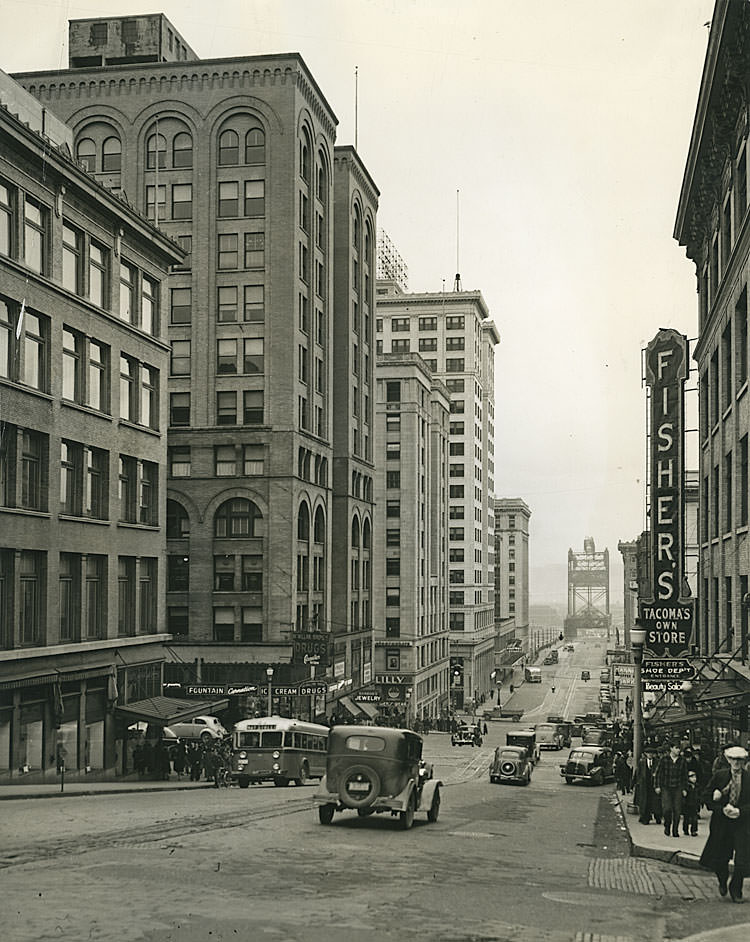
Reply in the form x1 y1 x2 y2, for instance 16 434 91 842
560 746 615 785
535 723 564 750
489 746 532 785
563 643 575 652
581 726 613 747
506 729 540 764
312 726 442 829
581 670 591 681
168 715 228 742
543 654 556 665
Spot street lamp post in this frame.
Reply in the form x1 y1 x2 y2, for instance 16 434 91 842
266 666 274 717
630 624 647 770
615 679 620 717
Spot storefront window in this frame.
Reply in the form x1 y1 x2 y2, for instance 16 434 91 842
0 712 10 771
19 703 43 771
58 719 78 771
85 721 104 770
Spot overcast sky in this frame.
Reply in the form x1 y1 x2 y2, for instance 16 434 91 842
1 0 717 608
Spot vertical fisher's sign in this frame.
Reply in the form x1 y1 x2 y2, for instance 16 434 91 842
639 329 694 658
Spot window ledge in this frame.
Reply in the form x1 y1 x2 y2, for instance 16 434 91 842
118 419 161 438
116 522 160 531
0 506 50 519
58 514 110 525
61 399 112 422
0 376 53 402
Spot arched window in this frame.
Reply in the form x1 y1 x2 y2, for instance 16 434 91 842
245 128 265 165
317 159 327 202
362 518 371 549
353 209 361 249
167 499 190 539
314 507 325 544
297 503 310 541
172 132 193 168
214 498 262 537
102 136 122 172
146 133 166 170
365 229 371 260
76 138 96 172
218 129 239 166
300 136 310 181
351 516 360 548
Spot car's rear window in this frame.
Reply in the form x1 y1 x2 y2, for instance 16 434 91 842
569 750 594 762
345 735 386 752
500 751 521 760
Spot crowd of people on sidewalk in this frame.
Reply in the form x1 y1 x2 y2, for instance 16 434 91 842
131 737 232 787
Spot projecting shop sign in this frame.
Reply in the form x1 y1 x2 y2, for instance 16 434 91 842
639 329 694 658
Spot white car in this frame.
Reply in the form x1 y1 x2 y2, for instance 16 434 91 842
169 715 228 742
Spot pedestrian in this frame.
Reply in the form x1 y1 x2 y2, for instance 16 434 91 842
634 746 661 826
132 742 145 778
483 721 488 736
655 742 689 838
173 741 187 780
614 752 630 794
682 769 700 837
699 744 750 903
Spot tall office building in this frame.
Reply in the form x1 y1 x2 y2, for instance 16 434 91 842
0 70 182 782
493 498 531 673
375 282 499 706
373 353 451 724
14 13 379 720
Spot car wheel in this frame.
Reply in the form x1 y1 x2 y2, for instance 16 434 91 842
427 786 441 823
318 804 335 825
295 762 309 786
357 808 375 817
399 791 416 830
273 776 290 787
238 777 249 789
594 771 604 786
565 776 573 785
200 731 212 743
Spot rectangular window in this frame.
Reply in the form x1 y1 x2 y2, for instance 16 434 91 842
419 337 437 351
174 234 192 270
141 277 157 335
60 440 83 515
215 445 236 476
244 285 264 322
62 327 82 402
244 232 265 268
242 556 263 592
722 321 732 410
170 391 190 427
167 556 189 592
244 180 265 216
169 445 191 477
146 184 166 222
446 316 464 330
446 337 465 350
170 340 191 376
139 461 158 525
139 558 157 633
218 233 239 269
0 182 12 258
170 287 191 325
85 446 107 519
741 434 749 527
419 316 437 331
140 364 157 430
89 242 108 308
725 449 733 532
392 338 410 353
244 444 264 475
217 286 238 322
218 182 239 217
213 608 235 642
62 222 83 294
243 338 264 374
217 338 238 374
214 555 235 591
446 358 465 372
217 390 237 425
59 553 81 642
19 550 44 645
386 470 400 489
24 197 46 274
171 184 192 220
88 340 108 412
118 557 136 636
85 556 106 639
737 288 748 389
119 262 135 323
22 312 47 391
119 455 137 523
243 390 264 425
386 499 400 518
20 429 45 511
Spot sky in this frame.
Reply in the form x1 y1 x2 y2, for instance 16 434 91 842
0 0 717 608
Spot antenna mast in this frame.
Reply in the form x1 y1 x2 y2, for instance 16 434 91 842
453 188 462 291
355 66 359 150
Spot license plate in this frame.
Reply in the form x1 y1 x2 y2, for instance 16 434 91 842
348 781 370 792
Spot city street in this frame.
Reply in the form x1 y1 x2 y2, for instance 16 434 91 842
3 638 748 942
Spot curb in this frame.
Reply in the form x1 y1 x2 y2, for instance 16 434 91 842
0 782 215 800
615 792 703 870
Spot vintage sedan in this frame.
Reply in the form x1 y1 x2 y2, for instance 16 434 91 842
560 746 615 785
535 723 564 750
489 746 532 785
313 726 442 830
168 715 228 742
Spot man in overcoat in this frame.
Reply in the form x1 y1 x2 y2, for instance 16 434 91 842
635 746 661 825
699 744 750 903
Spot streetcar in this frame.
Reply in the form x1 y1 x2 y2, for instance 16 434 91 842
231 715 329 788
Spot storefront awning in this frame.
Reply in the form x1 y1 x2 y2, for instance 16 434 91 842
357 701 379 720
339 695 362 718
115 696 229 727
498 649 525 667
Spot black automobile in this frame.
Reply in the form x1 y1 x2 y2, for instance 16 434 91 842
582 726 613 747
312 726 442 830
489 746 532 785
560 746 615 785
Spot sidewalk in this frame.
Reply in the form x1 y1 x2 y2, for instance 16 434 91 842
615 789 707 870
0 777 214 800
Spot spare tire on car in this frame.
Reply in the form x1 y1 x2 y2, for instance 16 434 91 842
339 764 380 808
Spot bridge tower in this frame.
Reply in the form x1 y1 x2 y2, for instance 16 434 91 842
564 538 611 639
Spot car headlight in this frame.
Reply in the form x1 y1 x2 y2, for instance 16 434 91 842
272 762 280 771
239 752 247 759
272 751 280 760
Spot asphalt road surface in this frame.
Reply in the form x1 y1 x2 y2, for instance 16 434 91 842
3 636 748 942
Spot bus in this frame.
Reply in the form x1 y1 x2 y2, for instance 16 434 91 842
231 715 329 788
525 666 542 683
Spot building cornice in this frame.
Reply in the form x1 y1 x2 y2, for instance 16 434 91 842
376 287 491 321
333 145 380 204
13 52 338 143
674 0 750 262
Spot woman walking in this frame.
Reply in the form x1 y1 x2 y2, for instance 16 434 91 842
699 744 750 903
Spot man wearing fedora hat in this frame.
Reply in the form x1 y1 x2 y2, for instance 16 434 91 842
699 744 750 903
